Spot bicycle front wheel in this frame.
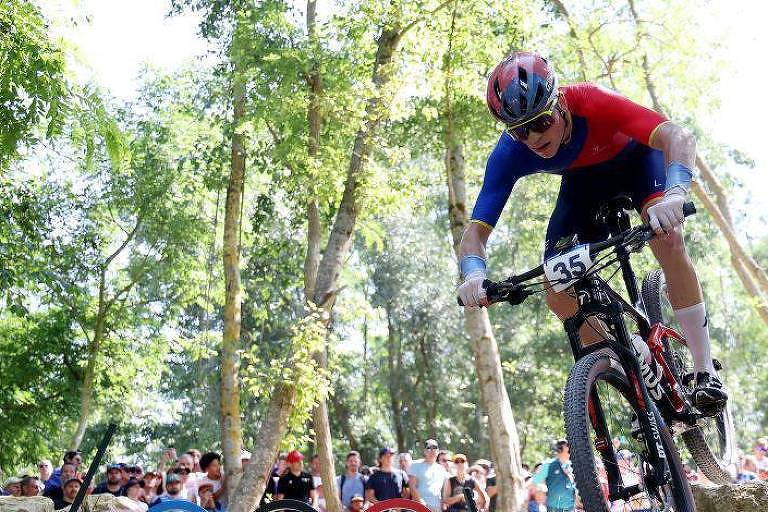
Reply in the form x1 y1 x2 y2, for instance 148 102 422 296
564 350 695 512
642 268 738 483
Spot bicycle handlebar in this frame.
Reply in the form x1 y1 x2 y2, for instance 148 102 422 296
457 202 696 307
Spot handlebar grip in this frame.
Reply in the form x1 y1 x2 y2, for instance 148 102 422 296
683 201 696 217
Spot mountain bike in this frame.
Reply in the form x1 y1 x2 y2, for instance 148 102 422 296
458 197 737 511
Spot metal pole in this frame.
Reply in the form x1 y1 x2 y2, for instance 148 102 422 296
69 423 118 512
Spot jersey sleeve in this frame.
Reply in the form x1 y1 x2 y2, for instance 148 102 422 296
580 84 668 146
470 140 524 228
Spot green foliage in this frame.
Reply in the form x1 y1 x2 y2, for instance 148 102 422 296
0 0 68 170
0 309 81 471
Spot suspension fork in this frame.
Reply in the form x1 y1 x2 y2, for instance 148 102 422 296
605 301 671 487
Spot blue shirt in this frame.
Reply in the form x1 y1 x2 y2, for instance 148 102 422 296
531 458 576 510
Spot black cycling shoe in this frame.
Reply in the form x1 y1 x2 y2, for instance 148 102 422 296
692 371 728 416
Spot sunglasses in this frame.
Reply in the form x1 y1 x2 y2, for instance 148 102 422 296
172 468 191 475
506 101 558 141
425 446 439 450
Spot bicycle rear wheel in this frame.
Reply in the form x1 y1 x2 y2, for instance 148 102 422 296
565 350 695 512
642 269 738 483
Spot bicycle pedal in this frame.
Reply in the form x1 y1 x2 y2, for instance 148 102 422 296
682 372 695 387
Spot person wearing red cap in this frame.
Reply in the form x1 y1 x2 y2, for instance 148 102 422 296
277 450 316 507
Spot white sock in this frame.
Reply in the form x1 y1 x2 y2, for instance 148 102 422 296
674 302 716 375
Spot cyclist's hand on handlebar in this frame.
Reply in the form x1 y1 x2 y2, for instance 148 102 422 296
647 187 686 235
457 270 489 307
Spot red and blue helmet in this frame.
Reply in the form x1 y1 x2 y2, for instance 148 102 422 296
486 51 559 125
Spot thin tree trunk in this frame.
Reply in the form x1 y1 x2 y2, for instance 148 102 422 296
441 10 524 508
331 391 360 451
69 273 108 450
228 383 297 512
386 307 406 451
221 49 246 494
625 0 768 324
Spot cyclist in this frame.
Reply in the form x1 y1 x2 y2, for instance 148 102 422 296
457 51 726 414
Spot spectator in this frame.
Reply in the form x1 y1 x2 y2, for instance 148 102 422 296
3 476 22 497
44 462 77 502
186 449 203 474
398 452 413 474
408 439 449 512
531 439 576 512
119 464 131 487
276 450 316 507
443 454 487 512
753 437 768 479
197 482 222 511
438 451 451 474
47 450 82 492
150 473 185 506
38 459 54 485
21 475 42 496
141 470 163 504
527 483 547 512
197 452 226 507
366 447 409 503
310 454 322 482
123 479 143 501
336 450 366 509
127 465 144 482
174 454 198 501
348 494 365 512
475 459 496 512
94 463 124 496
264 452 288 503
53 478 82 510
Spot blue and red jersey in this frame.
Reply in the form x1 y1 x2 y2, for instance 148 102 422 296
471 82 668 228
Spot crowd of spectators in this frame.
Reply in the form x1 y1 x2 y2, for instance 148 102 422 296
2 435 767 512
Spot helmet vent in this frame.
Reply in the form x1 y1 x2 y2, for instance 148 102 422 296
493 78 503 101
533 86 544 108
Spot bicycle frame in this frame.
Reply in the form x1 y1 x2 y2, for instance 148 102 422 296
559 204 680 498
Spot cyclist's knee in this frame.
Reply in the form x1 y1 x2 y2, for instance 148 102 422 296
545 289 578 320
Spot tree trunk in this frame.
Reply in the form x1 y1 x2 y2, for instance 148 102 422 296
386 307 407 451
228 383 297 512
330 391 359 451
69 274 108 450
441 16 525 508
221 55 246 495
625 0 768 325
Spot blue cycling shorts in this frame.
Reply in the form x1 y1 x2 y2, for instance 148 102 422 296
544 142 665 259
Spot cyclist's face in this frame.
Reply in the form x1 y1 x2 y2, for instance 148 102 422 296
520 107 566 159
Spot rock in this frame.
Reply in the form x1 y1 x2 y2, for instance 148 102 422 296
691 481 768 512
0 497 54 512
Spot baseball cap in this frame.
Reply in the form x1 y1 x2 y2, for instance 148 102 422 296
4 476 22 486
351 495 365 503
166 473 182 484
424 439 439 449
106 463 122 472
452 454 467 463
286 450 304 463
378 447 395 457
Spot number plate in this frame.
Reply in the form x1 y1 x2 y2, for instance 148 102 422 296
543 244 593 293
